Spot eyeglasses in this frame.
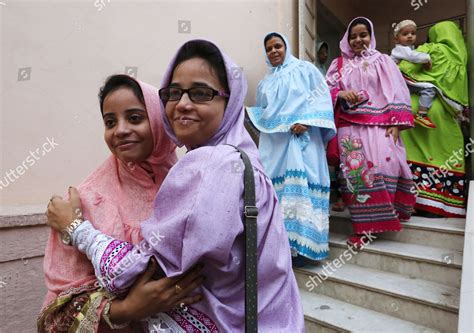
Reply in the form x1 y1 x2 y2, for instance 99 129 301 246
159 87 230 103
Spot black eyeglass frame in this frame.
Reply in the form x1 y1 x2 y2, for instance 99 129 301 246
159 87 230 103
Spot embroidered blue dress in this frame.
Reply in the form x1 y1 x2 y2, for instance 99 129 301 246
247 32 336 260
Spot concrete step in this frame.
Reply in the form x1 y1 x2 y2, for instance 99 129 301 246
328 232 462 288
300 289 439 333
329 210 465 252
295 263 459 332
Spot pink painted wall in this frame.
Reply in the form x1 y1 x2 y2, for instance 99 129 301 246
0 1 297 331
0 214 48 332
0 0 296 209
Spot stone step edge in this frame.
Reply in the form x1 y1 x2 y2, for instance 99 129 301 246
329 233 463 269
304 315 351 333
295 266 459 313
300 289 439 333
329 211 465 235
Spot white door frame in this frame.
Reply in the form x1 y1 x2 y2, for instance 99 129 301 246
298 0 317 62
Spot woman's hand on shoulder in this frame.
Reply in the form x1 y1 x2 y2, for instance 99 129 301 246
290 123 308 135
110 258 205 322
338 90 359 104
46 187 83 232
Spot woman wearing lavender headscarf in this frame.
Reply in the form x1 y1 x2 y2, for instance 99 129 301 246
46 40 304 332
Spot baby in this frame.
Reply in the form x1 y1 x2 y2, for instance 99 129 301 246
391 19 437 129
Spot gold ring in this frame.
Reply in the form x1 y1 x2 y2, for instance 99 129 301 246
175 284 182 294
179 302 188 312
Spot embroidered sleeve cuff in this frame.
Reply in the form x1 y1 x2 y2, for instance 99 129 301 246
72 220 94 249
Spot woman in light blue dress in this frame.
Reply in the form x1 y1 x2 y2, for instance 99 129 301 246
247 32 336 265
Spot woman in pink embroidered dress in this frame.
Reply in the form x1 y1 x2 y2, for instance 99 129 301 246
326 17 416 248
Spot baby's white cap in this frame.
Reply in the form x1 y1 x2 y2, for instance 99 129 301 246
394 20 417 37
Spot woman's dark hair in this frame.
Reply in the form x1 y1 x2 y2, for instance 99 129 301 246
348 18 372 39
264 33 287 49
171 40 229 92
99 74 145 113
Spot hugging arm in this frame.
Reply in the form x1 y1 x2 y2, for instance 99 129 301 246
69 223 204 322
45 188 204 324
141 146 244 276
47 187 175 295
47 147 242 297
71 220 151 294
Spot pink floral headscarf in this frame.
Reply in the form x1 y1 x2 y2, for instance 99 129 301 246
42 77 176 307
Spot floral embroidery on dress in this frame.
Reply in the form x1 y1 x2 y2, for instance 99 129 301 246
38 284 103 333
76 292 105 332
339 135 376 203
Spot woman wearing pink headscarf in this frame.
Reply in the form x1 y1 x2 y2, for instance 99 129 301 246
38 75 203 332
326 17 416 248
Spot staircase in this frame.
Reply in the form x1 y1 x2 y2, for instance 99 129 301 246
295 210 465 332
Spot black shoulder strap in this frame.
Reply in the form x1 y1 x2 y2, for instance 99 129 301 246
227 144 258 333
244 107 260 146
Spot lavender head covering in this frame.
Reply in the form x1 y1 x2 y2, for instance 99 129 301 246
159 39 263 170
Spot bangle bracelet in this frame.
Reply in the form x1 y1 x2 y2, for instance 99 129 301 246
102 299 130 330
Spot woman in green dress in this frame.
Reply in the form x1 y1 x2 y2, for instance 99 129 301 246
399 21 469 217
